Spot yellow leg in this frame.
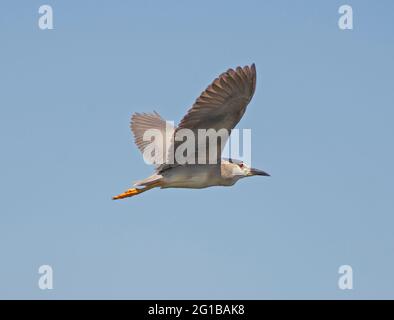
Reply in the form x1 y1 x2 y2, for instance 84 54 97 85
112 182 160 200
112 188 142 200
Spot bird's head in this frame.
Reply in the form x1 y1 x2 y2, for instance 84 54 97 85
223 158 270 182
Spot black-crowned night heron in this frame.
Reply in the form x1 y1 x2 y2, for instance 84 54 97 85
113 64 269 200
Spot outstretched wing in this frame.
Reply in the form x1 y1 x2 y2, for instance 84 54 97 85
130 111 175 166
159 64 256 172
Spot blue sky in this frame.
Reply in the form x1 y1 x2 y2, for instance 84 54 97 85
1 0 394 299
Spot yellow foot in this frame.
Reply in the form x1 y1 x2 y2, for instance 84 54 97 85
112 188 141 200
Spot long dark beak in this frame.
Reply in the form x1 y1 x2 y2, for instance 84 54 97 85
249 168 270 176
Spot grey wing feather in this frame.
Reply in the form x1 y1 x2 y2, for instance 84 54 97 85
130 111 175 167
159 64 256 172
178 64 256 132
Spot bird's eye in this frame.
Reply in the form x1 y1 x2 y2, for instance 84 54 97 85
239 163 244 168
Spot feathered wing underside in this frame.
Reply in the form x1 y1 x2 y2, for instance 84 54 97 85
130 111 175 167
158 64 256 173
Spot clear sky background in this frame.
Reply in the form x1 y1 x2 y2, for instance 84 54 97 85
1 0 393 299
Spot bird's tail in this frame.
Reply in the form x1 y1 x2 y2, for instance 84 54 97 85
112 182 161 200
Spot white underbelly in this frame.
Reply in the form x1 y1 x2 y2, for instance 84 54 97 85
162 167 218 189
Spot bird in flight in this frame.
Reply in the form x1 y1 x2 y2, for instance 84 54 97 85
113 64 269 200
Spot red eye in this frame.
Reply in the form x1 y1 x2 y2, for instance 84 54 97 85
239 163 244 168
